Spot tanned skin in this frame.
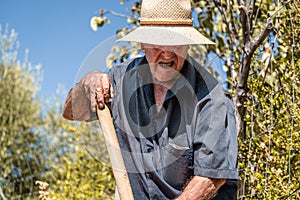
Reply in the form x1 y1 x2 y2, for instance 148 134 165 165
175 177 225 200
62 73 112 121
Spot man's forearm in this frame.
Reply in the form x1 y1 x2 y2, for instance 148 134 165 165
176 176 225 200
62 84 91 121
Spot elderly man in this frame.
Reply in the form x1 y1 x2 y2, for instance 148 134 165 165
62 0 238 199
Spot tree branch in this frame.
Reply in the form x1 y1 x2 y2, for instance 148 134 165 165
234 8 273 137
238 17 273 89
102 10 132 19
246 0 251 10
239 6 252 46
0 185 7 200
213 0 236 51
229 0 240 44
253 0 263 32
252 18 273 50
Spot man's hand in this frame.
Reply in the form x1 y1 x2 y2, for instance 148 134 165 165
175 176 225 200
80 71 113 112
62 71 113 121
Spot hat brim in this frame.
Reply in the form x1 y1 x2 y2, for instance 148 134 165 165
117 26 215 46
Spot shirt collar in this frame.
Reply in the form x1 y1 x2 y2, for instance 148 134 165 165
131 55 198 103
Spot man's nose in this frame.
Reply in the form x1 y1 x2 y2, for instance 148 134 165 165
161 49 174 59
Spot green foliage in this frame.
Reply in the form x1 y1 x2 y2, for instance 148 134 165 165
41 96 115 199
0 26 44 199
1 0 299 199
47 145 115 199
239 2 300 198
0 26 115 199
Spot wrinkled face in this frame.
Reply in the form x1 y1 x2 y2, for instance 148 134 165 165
141 43 189 86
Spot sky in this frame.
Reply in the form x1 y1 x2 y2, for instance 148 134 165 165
0 0 228 101
0 0 131 99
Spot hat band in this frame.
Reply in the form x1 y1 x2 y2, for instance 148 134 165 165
140 20 193 26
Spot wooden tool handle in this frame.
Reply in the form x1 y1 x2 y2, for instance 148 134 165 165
97 106 134 200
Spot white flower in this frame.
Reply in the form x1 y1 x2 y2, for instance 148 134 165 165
90 17 99 31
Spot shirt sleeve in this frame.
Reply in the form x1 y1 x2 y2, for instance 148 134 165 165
192 84 238 179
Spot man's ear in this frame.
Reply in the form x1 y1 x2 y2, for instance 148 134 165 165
141 43 145 50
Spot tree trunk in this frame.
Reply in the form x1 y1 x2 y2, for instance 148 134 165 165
234 6 273 138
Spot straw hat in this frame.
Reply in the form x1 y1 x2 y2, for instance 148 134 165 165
117 0 215 46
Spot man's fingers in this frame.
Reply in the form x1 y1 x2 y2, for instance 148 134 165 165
102 74 110 94
110 83 114 98
90 89 98 112
96 86 105 110
80 71 112 112
101 74 112 104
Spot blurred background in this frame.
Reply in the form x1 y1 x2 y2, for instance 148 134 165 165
0 0 299 199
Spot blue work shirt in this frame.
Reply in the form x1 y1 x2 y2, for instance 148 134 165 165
109 56 238 199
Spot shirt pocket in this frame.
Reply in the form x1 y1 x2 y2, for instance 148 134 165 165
161 133 193 190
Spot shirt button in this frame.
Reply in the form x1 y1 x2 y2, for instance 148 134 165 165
146 172 152 179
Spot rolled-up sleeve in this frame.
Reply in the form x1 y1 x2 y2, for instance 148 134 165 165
192 85 238 179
